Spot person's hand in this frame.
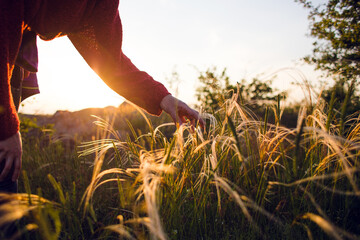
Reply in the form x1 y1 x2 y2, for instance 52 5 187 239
0 132 22 182
160 95 204 128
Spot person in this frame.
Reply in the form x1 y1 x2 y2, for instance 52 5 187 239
0 0 204 193
0 30 39 194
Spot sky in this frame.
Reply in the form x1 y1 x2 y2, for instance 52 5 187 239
19 0 328 115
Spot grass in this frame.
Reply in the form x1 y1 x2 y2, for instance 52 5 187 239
0 90 359 239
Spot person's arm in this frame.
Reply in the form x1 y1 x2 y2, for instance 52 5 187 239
67 0 169 116
0 2 24 181
0 83 22 181
160 95 204 128
0 82 19 141
28 0 203 126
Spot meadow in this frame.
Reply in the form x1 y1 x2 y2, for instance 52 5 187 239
0 87 359 240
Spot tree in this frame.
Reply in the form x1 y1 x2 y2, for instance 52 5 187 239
195 68 235 111
296 0 360 83
296 0 360 128
195 68 286 112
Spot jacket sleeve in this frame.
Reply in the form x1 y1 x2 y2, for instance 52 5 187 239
0 2 23 140
67 0 170 115
0 76 20 141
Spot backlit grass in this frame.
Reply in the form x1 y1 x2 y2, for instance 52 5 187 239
1 91 359 239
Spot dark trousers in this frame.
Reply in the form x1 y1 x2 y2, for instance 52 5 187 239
0 166 18 237
0 177 18 193
0 166 18 193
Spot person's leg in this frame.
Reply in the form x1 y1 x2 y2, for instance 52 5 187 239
0 156 18 238
0 161 17 193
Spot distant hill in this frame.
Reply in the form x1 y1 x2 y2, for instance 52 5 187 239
20 102 173 141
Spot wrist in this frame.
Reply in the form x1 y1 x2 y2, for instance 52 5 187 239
160 94 173 111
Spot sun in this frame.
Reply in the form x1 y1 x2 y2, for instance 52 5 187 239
19 37 124 114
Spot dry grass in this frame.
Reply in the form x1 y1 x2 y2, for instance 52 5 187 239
1 89 359 239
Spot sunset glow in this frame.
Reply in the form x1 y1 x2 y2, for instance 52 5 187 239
19 0 327 115
20 38 124 114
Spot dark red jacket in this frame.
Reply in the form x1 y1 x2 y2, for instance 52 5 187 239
0 0 170 140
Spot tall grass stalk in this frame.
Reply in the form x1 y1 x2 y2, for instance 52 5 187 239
0 88 359 239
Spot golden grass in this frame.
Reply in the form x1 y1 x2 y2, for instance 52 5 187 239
1 89 359 239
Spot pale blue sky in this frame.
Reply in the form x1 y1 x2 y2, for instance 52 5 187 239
20 0 327 114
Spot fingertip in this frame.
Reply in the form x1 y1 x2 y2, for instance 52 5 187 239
0 152 6 163
0 170 5 181
0 157 12 181
12 160 21 182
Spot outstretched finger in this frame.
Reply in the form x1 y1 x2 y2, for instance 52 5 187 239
0 156 13 181
186 109 205 129
180 115 188 125
12 157 21 181
168 111 180 127
0 151 6 164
